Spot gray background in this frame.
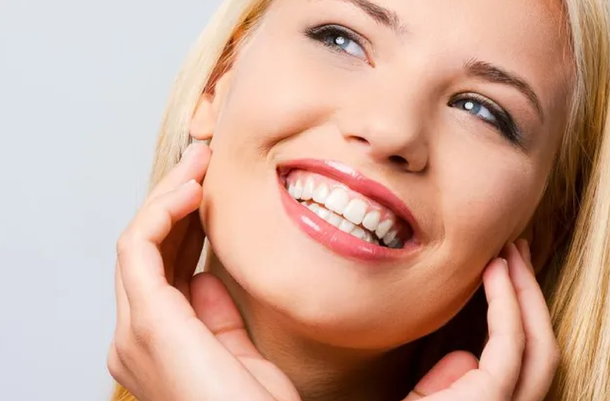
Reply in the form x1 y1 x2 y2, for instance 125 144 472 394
0 1 220 400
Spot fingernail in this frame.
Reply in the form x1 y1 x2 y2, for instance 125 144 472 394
182 179 197 188
498 258 508 269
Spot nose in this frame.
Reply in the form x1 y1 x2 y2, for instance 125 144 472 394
338 80 430 173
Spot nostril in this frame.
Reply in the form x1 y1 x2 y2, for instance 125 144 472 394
350 135 369 144
389 155 408 165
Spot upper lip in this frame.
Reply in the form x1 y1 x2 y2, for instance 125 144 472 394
277 159 420 241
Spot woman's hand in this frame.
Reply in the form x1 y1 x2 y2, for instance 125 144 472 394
404 241 560 401
107 142 300 401
107 143 557 401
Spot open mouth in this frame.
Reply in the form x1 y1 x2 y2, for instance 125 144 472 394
278 160 416 255
285 170 411 248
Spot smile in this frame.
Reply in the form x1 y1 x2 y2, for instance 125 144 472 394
278 159 419 261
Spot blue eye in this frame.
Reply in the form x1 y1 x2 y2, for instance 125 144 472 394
306 24 368 61
453 98 498 125
450 95 522 145
325 33 366 59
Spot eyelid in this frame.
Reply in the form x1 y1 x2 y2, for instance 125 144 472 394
450 92 523 146
305 23 374 65
452 93 503 114
451 93 509 125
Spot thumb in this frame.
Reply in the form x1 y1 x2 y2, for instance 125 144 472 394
403 351 478 400
190 272 261 358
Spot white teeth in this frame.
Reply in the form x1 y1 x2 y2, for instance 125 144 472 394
382 230 397 245
339 219 355 233
343 199 367 225
325 188 349 214
327 212 342 227
301 199 400 247
375 220 393 239
293 180 303 199
316 206 330 219
313 183 330 204
301 177 315 200
362 211 381 231
290 175 404 248
351 226 366 240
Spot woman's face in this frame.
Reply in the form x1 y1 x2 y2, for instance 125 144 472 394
198 0 572 348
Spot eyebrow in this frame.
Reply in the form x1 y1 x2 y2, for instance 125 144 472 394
464 58 544 121
325 0 544 121
334 0 409 35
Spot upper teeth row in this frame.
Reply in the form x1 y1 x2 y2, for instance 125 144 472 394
288 179 399 244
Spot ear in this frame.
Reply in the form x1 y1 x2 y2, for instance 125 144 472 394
189 71 234 141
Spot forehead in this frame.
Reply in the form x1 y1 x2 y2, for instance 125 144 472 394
269 0 571 71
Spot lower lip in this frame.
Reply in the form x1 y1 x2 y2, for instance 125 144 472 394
278 178 417 262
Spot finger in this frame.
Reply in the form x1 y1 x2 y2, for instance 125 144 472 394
118 180 203 310
146 142 211 202
191 273 262 359
506 242 559 401
152 143 209 285
514 239 532 272
114 261 131 329
422 259 525 401
174 213 206 301
190 274 302 400
477 257 525 397
160 216 191 287
107 341 136 390
403 351 478 400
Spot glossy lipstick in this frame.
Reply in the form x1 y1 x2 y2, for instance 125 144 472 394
278 159 420 261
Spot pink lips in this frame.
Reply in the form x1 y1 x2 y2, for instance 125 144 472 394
278 159 420 261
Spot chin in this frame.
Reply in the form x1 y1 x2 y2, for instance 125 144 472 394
200 155 481 350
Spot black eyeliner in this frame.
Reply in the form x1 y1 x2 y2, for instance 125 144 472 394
304 24 370 62
453 93 523 147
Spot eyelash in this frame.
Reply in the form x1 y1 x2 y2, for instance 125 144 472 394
305 24 522 146
305 24 369 62
449 94 521 145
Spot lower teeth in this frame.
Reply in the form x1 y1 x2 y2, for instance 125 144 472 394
300 201 402 248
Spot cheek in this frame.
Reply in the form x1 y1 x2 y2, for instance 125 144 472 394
437 137 543 267
213 36 341 154
197 21 554 348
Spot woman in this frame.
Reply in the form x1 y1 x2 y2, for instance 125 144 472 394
107 0 610 400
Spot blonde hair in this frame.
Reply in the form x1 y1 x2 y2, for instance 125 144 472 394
111 0 610 400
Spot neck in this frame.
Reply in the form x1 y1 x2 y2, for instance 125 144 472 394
206 252 418 401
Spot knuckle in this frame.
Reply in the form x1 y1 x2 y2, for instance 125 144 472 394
107 342 128 381
116 230 135 259
478 372 508 401
148 201 173 232
130 313 159 348
513 331 527 352
111 334 144 379
145 199 165 218
112 336 133 364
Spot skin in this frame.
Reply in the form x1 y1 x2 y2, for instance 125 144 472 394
109 147 559 401
109 0 571 400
